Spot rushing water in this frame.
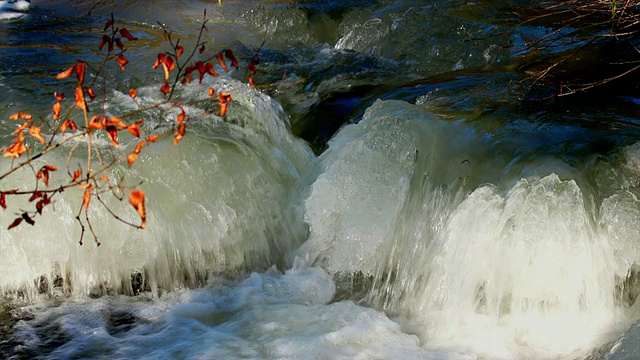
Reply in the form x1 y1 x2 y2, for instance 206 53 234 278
1 0 640 359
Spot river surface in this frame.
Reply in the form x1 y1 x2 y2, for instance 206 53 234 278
1 1 640 359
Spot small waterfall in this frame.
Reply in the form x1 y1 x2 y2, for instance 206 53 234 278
301 99 640 358
0 78 315 299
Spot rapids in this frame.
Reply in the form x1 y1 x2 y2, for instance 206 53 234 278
1 0 640 359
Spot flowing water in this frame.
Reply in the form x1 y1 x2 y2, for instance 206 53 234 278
1 0 640 359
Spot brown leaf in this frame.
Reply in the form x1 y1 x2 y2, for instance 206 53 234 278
160 83 170 96
114 37 124 51
215 53 229 72
71 169 81 182
120 28 138 41
224 49 239 69
8 217 23 230
145 134 159 143
177 106 185 125
82 188 91 211
129 88 137 99
52 102 62 120
29 126 45 144
208 87 215 97
117 54 129 71
106 125 119 147
54 92 65 102
0 193 6 210
75 61 86 85
89 115 105 130
248 76 256 88
104 19 113 31
129 190 146 228
174 123 186 145
74 86 87 111
176 45 184 58
152 53 166 70
3 143 27 158
99 35 111 51
127 120 142 138
199 43 205 54
56 65 75 80
9 112 32 121
60 120 78 134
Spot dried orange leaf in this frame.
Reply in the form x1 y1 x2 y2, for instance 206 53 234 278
82 188 91 211
54 91 65 102
129 190 146 228
128 88 137 99
0 192 5 210
60 120 78 134
87 87 97 100
89 115 106 130
29 126 45 144
56 65 75 80
176 45 184 58
177 106 185 125
104 19 113 31
224 49 239 69
127 152 138 167
106 125 119 147
71 169 81 182
199 43 205 54
107 116 128 129
9 112 32 121
145 134 159 143
13 122 28 135
127 122 141 138
208 87 215 97
75 61 86 85
44 165 58 172
174 123 186 146
74 86 87 111
248 76 256 88
160 83 170 96
52 102 62 120
117 54 129 71
3 142 26 158
215 53 229 72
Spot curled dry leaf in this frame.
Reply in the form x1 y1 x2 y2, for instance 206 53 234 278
215 53 229 72
177 106 185 125
127 120 142 138
176 45 184 58
145 134 159 142
82 188 91 211
129 88 137 98
52 102 62 120
0 192 5 209
117 54 129 71
71 169 81 182
115 37 125 51
13 122 28 135
60 119 78 134
29 126 45 144
224 49 239 69
75 61 86 85
89 115 106 130
56 65 75 80
208 87 215 97
248 76 256 88
174 123 186 145
87 87 97 100
8 217 23 230
120 28 138 41
129 190 146 228
9 112 32 121
54 92 65 102
3 142 27 158
99 35 111 51
74 86 87 111
160 83 170 96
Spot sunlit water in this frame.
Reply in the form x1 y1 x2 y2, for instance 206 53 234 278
1 1 640 359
